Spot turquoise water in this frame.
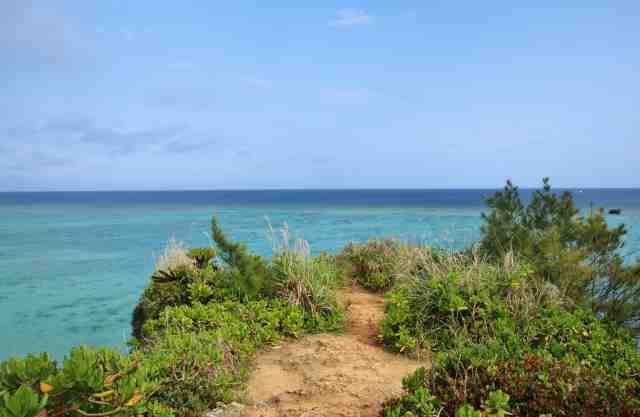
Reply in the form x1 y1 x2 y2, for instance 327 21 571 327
1 190 639 360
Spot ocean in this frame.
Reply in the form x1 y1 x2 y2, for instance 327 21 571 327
1 189 639 361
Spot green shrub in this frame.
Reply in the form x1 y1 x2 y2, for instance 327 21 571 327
131 274 189 340
479 178 640 330
381 252 640 417
131 263 223 341
339 239 404 290
141 299 305 341
133 217 349 340
0 346 167 417
186 247 217 269
133 299 307 414
132 218 275 340
0 354 56 391
131 237 206 340
382 385 517 417
1 385 48 417
379 258 564 355
132 218 273 341
388 354 640 417
133 330 242 413
211 217 275 300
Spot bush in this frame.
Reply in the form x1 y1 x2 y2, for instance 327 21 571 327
131 269 190 340
131 261 223 341
379 256 563 355
386 355 640 417
0 347 170 417
132 217 271 340
479 178 640 330
381 251 640 417
383 383 516 417
133 218 349 340
131 237 208 340
132 298 307 414
339 239 405 290
186 247 217 269
211 217 274 300
141 299 306 341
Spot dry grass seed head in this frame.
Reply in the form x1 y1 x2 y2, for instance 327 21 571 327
155 236 195 272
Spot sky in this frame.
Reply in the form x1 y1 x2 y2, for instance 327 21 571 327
1 1 639 191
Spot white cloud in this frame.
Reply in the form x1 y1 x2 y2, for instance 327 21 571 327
328 9 373 27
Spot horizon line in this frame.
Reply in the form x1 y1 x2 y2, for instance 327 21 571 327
1 186 639 193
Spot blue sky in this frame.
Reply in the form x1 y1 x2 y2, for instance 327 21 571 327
1 1 638 190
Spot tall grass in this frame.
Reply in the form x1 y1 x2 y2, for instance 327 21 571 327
342 239 571 356
267 220 344 329
340 239 488 290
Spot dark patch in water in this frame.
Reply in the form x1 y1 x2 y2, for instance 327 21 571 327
89 324 107 333
87 307 102 317
52 303 76 310
66 325 81 333
37 311 55 319
13 312 30 325
104 307 122 316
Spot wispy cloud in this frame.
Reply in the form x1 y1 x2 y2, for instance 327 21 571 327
0 0 91 65
29 150 70 168
328 9 374 27
1 145 72 172
164 138 218 154
1 116 186 158
79 124 186 156
43 116 92 133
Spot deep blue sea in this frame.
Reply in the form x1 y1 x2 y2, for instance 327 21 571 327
1 189 639 361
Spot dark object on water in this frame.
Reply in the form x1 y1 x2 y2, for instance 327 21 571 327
608 208 622 215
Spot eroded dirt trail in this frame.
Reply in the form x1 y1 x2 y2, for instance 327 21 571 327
242 287 427 417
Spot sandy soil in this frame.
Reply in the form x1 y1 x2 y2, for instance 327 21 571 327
240 286 427 417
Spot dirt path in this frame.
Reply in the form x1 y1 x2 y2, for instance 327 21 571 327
240 286 427 417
